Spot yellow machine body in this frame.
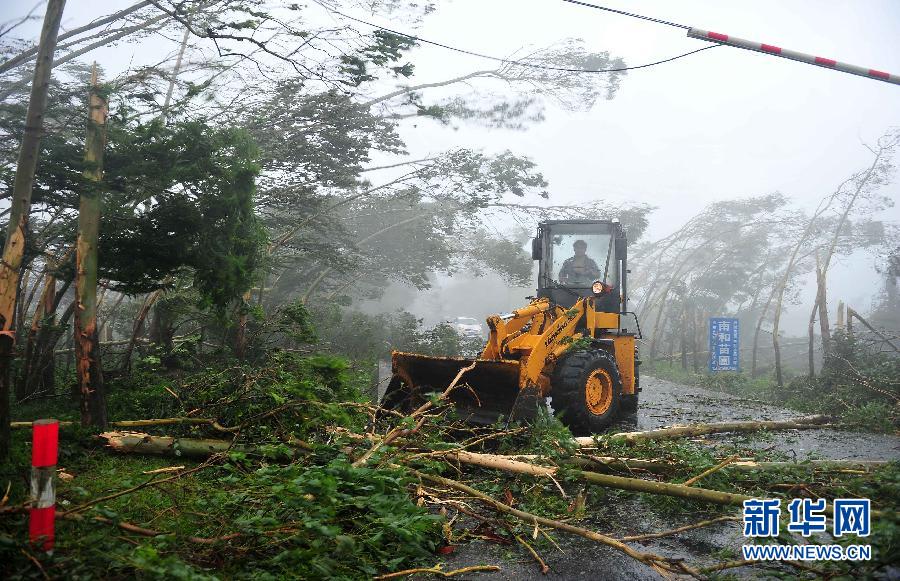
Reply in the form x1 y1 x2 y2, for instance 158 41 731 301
390 296 637 425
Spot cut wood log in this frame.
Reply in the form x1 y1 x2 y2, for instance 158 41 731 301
443 450 889 518
98 431 311 459
576 415 832 446
100 431 244 459
728 460 890 473
445 450 755 509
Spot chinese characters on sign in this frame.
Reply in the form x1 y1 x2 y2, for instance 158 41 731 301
742 498 871 538
709 317 739 372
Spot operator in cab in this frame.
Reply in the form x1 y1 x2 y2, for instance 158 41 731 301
558 239 601 285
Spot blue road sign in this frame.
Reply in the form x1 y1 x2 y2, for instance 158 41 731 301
709 317 739 372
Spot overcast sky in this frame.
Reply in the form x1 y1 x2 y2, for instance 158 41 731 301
2 0 898 333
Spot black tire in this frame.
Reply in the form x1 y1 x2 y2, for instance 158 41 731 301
551 349 622 435
620 394 638 415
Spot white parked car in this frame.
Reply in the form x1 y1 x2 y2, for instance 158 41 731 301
449 316 484 338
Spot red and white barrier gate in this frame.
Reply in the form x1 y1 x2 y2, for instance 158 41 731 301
687 28 899 85
30 419 58 551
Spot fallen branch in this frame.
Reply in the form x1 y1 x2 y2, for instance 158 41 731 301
63 462 211 516
515 533 550 574
406 467 699 577
619 516 740 542
683 455 740 486
570 455 676 474
445 450 754 509
576 415 832 445
11 417 237 432
1 506 240 544
728 459 890 472
700 558 823 576
374 564 500 579
353 360 476 468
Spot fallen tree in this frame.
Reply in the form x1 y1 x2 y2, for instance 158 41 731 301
406 467 702 577
577 415 832 446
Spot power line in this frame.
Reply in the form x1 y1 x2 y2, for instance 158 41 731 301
326 7 718 74
559 0 690 30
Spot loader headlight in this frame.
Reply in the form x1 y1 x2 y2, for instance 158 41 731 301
592 280 609 295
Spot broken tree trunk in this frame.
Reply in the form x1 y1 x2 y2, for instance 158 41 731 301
121 289 162 371
100 431 246 459
575 415 831 446
234 289 252 359
75 65 108 428
728 459 889 473
16 266 57 399
847 307 900 354
98 431 310 459
807 301 818 378
444 450 755 510
0 0 67 459
815 254 832 360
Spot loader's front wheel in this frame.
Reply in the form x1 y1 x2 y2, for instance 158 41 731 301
552 350 622 435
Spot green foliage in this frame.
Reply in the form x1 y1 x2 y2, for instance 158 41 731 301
647 335 899 431
785 333 899 430
311 306 482 360
215 459 441 578
340 30 416 86
0 79 267 308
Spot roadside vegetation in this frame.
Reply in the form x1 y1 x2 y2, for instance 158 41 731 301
2 327 897 578
645 331 900 432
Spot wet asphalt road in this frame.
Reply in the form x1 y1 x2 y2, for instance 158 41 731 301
427 374 900 580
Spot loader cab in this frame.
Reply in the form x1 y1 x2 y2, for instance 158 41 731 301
532 220 627 313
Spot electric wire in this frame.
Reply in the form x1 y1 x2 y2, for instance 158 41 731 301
559 0 691 30
326 7 718 74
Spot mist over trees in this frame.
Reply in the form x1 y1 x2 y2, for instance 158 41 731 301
0 0 896 452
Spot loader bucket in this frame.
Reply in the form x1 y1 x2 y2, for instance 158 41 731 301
384 351 539 425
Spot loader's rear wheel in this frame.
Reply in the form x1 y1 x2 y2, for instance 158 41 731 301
551 350 622 435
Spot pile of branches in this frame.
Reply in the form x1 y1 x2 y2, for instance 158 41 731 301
4 358 892 579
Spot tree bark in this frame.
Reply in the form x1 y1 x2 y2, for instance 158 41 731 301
16 268 56 400
815 256 831 362
100 431 250 459
121 290 161 371
74 65 108 428
161 25 190 119
234 289 252 358
0 0 66 459
574 415 831 446
751 285 776 377
807 301 818 378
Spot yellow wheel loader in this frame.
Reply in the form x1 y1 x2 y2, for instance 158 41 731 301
383 220 641 435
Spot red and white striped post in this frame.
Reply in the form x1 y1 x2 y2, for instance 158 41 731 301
687 28 900 85
30 419 58 551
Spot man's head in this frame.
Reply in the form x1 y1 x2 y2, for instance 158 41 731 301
573 239 587 256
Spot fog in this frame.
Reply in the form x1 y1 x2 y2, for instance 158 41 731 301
2 0 898 337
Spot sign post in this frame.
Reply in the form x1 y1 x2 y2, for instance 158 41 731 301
709 318 740 372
